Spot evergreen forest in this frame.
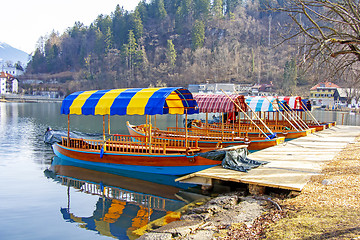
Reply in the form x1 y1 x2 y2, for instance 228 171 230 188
25 0 316 95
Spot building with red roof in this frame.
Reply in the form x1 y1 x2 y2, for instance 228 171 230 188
0 72 18 94
309 81 340 107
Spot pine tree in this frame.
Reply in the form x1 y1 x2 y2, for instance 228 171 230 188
282 58 297 94
191 20 205 50
212 0 224 19
123 30 138 71
104 27 113 52
194 0 210 20
224 0 239 16
130 9 144 40
112 5 127 49
166 39 177 68
154 0 167 19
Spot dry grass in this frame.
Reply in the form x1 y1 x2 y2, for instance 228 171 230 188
264 137 360 239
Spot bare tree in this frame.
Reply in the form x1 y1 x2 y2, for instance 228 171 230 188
273 0 360 79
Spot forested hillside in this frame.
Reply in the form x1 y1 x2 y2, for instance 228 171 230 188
26 0 311 94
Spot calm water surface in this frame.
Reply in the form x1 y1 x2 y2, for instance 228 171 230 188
0 102 188 240
0 102 359 240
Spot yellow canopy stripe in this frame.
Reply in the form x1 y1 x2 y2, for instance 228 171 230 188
69 90 97 115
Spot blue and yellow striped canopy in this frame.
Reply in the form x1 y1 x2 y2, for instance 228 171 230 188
61 87 199 115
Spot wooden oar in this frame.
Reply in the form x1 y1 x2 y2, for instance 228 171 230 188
288 97 312 129
221 90 269 138
279 100 309 130
300 100 321 125
263 95 299 131
234 90 275 135
276 99 306 131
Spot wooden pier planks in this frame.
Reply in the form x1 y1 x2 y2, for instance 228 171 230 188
176 125 360 191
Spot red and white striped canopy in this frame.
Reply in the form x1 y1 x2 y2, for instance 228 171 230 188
277 96 302 110
193 94 246 113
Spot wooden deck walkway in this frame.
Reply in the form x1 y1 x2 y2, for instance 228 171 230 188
176 125 360 192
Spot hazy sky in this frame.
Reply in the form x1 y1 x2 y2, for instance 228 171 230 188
1 1 141 54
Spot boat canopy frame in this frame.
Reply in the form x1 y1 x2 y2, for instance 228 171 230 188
61 87 199 116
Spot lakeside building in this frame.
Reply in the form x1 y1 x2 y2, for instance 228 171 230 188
250 83 273 96
0 72 18 94
309 82 340 107
1 65 24 76
188 83 273 95
334 88 360 108
309 81 360 109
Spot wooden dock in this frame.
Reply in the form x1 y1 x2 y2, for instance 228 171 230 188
176 125 360 193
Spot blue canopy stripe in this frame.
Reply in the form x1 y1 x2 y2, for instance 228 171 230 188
245 96 277 112
60 87 199 116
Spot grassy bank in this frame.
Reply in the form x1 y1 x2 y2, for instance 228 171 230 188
264 137 360 239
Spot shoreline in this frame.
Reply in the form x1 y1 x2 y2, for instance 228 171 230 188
136 134 360 239
1 94 63 103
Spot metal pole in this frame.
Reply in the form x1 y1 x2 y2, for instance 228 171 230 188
107 115 110 135
103 115 106 140
185 109 188 148
149 115 152 153
221 112 224 141
67 114 70 147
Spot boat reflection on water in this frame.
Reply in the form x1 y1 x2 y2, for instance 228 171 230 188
45 157 201 240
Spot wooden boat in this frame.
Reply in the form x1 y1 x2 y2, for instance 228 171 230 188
190 121 312 140
178 94 298 142
174 94 313 141
51 87 240 176
127 121 285 151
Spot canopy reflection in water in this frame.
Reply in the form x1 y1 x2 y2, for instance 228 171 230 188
45 157 199 240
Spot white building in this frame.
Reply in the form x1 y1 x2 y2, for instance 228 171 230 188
0 72 18 94
188 83 252 95
309 82 340 107
1 65 24 76
334 88 360 108
0 77 5 94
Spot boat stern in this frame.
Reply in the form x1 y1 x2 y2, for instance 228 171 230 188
276 136 285 145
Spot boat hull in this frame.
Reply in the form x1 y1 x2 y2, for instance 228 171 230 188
127 122 284 151
190 123 311 140
196 137 284 151
276 128 312 139
52 143 221 175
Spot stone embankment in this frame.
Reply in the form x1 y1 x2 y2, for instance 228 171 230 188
138 193 282 240
1 94 63 103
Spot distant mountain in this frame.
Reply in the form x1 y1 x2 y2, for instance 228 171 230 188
0 42 30 67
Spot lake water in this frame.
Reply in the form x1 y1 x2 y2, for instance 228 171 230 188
0 102 359 240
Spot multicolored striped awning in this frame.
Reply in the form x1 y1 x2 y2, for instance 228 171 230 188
61 87 199 115
277 96 303 110
245 96 303 112
245 96 279 112
194 94 247 113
